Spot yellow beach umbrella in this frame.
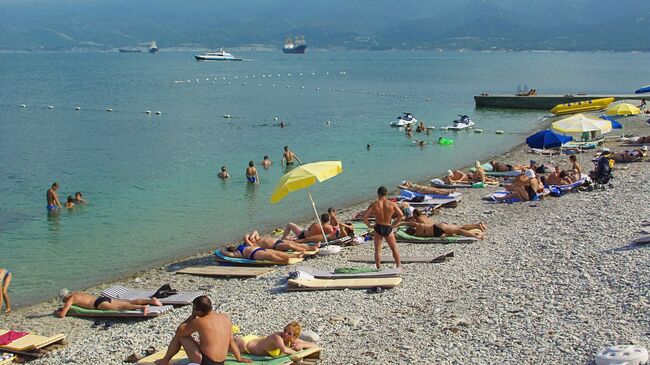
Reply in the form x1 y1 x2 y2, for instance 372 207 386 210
606 103 640 116
270 161 343 243
552 113 612 134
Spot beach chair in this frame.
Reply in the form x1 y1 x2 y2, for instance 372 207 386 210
100 285 204 306
65 304 173 318
0 330 66 357
136 347 322 365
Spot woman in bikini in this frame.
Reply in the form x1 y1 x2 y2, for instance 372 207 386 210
234 321 316 358
400 221 486 239
243 230 316 253
327 208 354 238
219 244 302 264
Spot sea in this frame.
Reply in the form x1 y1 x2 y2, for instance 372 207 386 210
0 50 646 306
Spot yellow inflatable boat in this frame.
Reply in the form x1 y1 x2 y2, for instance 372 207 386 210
550 97 614 116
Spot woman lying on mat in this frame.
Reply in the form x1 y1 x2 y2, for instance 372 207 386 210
400 221 486 239
234 321 317 357
398 181 453 195
220 244 303 264
244 230 317 252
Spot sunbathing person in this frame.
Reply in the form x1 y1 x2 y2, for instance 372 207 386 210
328 207 354 238
543 166 573 186
467 162 497 184
442 170 469 184
234 321 317 357
568 155 581 180
243 230 316 252
282 214 335 243
632 136 650 144
489 160 527 172
409 209 433 225
496 169 543 202
611 148 647 163
400 221 485 239
398 181 452 195
55 292 162 318
220 244 302 264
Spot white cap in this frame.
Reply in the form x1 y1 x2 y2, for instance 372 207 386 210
524 169 536 178
601 147 610 152
447 170 453 176
59 288 69 302
642 146 648 151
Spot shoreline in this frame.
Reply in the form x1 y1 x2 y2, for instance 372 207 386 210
4 114 649 364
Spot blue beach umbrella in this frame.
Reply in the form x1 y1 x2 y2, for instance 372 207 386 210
525 129 573 150
599 115 622 129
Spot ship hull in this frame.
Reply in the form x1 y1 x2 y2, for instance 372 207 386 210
149 48 159 54
194 55 242 61
282 45 307 54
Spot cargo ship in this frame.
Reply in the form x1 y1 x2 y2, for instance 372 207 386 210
282 36 307 54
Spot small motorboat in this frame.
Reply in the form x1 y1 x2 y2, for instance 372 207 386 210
446 115 475 130
390 112 417 127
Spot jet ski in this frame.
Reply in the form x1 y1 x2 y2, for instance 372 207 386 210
446 115 475 130
390 112 417 127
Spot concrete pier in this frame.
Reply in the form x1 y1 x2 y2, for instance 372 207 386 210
474 94 646 110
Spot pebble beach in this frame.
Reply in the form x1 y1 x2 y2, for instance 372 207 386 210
3 115 650 364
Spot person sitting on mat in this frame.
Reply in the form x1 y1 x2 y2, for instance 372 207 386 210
234 321 316 358
219 244 303 264
568 155 581 180
155 296 251 365
54 291 162 318
328 207 355 238
400 220 486 239
496 169 543 202
398 181 453 195
543 166 573 186
0 268 11 314
467 162 497 184
243 230 317 252
281 214 335 243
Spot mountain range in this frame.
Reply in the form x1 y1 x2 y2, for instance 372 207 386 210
1 0 649 51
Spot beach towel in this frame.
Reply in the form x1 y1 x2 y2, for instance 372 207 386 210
400 189 461 200
0 332 27 346
214 250 303 266
0 330 65 352
136 347 322 365
394 228 477 244
293 266 400 279
485 170 522 177
100 285 203 306
484 190 547 204
287 273 401 291
65 304 173 318
547 175 588 196
176 266 276 278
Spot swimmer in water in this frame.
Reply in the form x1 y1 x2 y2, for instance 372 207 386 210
262 155 272 168
246 161 259 184
218 166 230 179
281 146 302 166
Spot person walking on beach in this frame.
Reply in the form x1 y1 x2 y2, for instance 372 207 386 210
281 146 302 166
0 268 11 314
363 186 404 269
46 182 62 211
246 161 259 184
155 296 251 365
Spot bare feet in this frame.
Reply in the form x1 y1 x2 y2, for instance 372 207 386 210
5 307 10 314
143 305 149 316
479 222 487 231
151 298 163 307
154 359 169 365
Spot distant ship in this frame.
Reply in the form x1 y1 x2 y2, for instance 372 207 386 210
282 36 307 54
118 48 141 53
149 41 159 54
194 49 242 61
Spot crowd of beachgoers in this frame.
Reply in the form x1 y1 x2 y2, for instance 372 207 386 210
2 111 649 364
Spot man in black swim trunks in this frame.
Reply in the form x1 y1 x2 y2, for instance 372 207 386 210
363 186 403 269
54 292 162 318
400 221 485 239
155 296 251 365
281 146 302 167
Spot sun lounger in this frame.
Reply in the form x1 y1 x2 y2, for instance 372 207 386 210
287 274 402 291
348 252 453 263
0 331 65 353
65 304 173 318
137 347 322 365
214 250 303 266
293 266 400 279
547 175 588 195
176 265 276 278
394 228 477 244
100 285 204 306
400 189 462 200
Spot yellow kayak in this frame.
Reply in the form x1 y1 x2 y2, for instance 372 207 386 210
550 97 614 116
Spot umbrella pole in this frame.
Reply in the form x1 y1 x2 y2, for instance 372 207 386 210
307 189 328 245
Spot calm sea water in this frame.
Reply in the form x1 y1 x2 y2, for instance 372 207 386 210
0 50 645 306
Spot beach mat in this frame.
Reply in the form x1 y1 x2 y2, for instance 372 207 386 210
100 285 203 306
176 266 276 278
287 276 402 291
395 229 477 244
136 347 322 365
0 331 65 352
294 266 400 279
632 235 650 245
214 250 303 266
66 305 173 318
348 252 453 264
0 353 15 365
486 171 521 177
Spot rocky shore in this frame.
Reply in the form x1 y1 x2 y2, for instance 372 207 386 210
4 115 649 364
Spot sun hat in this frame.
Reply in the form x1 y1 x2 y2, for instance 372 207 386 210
59 288 70 302
524 169 536 178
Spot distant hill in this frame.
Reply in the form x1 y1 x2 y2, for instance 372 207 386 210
0 0 649 51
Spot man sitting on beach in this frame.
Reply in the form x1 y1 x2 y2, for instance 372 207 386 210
54 291 162 318
281 214 334 243
467 162 497 184
442 170 468 185
400 220 486 239
155 296 250 365
398 181 453 196
364 186 403 269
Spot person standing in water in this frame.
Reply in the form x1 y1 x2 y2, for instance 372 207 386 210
218 166 230 179
246 161 259 184
281 146 302 166
363 186 403 269
262 156 272 168
47 182 62 211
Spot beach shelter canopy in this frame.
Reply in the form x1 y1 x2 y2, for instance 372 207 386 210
606 103 640 116
552 113 612 134
525 129 573 149
600 115 622 129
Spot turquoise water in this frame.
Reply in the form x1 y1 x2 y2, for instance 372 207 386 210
0 50 646 306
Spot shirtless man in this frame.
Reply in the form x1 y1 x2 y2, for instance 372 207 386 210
569 155 581 179
409 209 433 225
443 170 468 184
218 166 230 179
155 296 250 365
244 230 315 252
282 214 334 243
55 292 162 318
398 181 452 196
401 221 485 239
262 156 272 168
544 166 572 186
245 161 259 184
363 186 403 269
281 146 302 166
47 182 62 211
